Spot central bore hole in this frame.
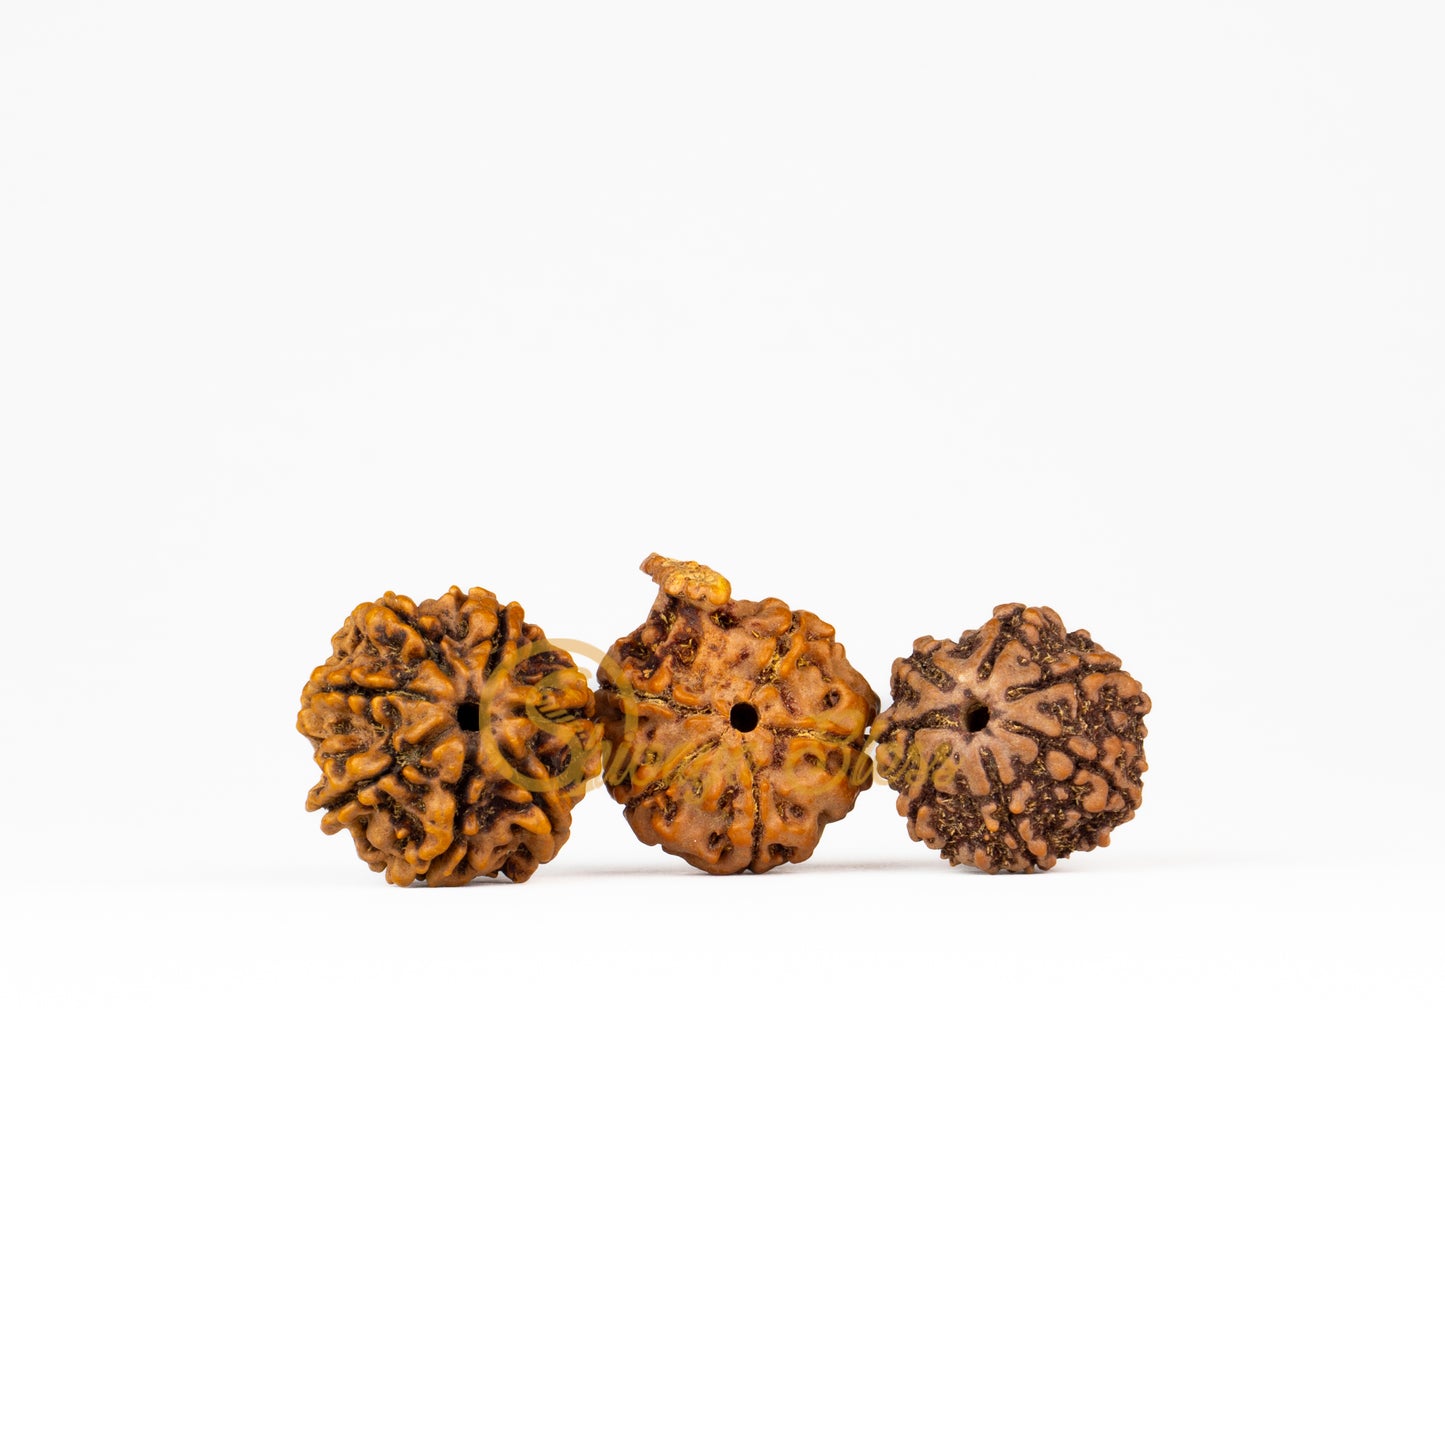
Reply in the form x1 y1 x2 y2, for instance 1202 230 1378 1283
457 701 481 732
729 701 760 733
964 703 990 733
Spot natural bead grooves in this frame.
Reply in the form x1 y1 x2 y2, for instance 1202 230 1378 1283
296 586 601 885
596 554 878 874
873 604 1150 873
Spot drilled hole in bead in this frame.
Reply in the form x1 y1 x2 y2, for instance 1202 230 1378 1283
457 701 481 732
729 701 759 733
964 704 990 733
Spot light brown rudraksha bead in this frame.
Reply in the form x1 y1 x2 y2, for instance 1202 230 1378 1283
874 604 1150 872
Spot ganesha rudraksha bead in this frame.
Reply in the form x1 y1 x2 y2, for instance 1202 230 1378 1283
296 586 601 885
874 604 1150 873
598 554 878 874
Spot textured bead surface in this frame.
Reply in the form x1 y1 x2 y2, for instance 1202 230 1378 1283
598 554 877 874
297 586 600 885
874 604 1150 872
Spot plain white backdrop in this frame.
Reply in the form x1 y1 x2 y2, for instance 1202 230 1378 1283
2 3 1442 1441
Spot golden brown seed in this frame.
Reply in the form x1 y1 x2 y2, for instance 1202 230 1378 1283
297 586 601 885
597 554 877 874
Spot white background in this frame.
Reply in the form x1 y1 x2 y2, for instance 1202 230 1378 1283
2 3 1442 1441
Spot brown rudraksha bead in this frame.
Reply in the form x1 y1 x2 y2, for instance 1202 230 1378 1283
597 554 878 874
297 586 601 885
874 604 1150 873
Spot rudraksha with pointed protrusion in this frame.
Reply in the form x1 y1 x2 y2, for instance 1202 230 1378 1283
297 587 601 885
597 554 878 874
874 604 1150 873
